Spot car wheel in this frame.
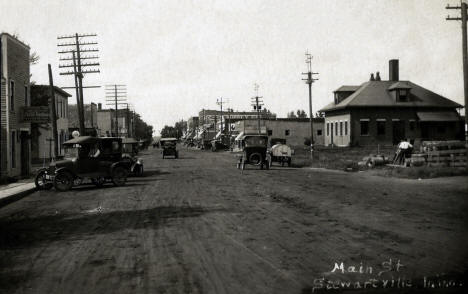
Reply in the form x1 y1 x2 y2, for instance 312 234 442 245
112 166 127 186
54 171 74 192
35 170 53 190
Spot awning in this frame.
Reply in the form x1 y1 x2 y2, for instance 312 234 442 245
214 131 222 140
235 132 245 141
417 111 460 122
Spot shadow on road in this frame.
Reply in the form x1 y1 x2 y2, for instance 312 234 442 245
142 170 170 177
0 205 227 250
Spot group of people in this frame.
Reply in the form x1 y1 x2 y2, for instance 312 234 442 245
392 138 413 165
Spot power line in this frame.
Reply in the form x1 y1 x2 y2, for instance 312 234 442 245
58 33 100 135
105 84 127 137
446 2 468 161
250 83 264 134
301 51 319 155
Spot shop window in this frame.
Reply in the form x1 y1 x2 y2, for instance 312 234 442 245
360 120 369 136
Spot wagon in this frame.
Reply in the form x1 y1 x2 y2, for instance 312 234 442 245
270 143 292 167
161 138 178 159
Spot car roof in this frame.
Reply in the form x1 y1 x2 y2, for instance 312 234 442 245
160 137 177 141
63 136 100 145
122 137 138 144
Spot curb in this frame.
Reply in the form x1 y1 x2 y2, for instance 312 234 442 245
0 186 37 208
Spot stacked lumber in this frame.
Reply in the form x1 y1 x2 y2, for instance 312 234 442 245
427 148 467 167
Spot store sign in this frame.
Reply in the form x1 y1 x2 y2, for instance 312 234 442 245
21 106 50 123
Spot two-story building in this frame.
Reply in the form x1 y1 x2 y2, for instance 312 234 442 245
30 85 71 162
0 33 31 177
320 59 464 147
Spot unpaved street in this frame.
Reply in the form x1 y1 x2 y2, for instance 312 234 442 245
1 147 467 293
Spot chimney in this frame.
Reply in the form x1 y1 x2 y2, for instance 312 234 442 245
389 59 399 81
375 71 381 81
370 73 375 81
98 103 102 111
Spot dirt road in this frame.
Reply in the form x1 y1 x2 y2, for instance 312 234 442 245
1 147 467 293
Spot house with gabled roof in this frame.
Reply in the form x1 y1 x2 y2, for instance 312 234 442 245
320 59 464 147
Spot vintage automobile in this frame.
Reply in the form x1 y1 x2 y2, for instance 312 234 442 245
122 137 144 176
211 132 231 152
234 133 270 170
161 138 179 159
34 136 128 191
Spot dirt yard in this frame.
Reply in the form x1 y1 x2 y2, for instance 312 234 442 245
0 147 467 293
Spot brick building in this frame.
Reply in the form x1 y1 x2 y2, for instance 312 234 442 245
30 85 71 162
0 33 31 177
320 60 464 147
235 118 324 147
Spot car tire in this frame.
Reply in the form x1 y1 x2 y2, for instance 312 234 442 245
35 170 53 190
54 171 74 192
112 166 127 186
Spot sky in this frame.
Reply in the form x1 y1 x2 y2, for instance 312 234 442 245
1 0 465 134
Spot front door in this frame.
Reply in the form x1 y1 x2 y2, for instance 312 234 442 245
392 121 405 145
20 131 30 177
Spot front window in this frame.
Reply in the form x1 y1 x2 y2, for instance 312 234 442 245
398 89 408 102
63 145 79 159
360 120 370 136
245 136 267 147
377 121 386 135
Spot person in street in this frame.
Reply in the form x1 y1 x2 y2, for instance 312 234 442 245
396 138 413 165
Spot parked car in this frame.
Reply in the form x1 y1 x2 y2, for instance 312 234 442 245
211 134 230 151
161 138 179 158
122 137 144 176
34 136 128 192
234 133 270 170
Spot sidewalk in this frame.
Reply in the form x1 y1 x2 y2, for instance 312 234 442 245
0 179 36 207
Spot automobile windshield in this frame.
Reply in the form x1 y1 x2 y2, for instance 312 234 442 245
245 136 267 147
163 141 176 147
63 145 80 159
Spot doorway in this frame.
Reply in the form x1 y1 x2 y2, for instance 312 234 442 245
392 120 405 145
20 131 30 176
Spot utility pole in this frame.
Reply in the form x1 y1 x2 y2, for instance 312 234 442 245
301 51 319 155
58 33 100 135
251 83 264 134
48 64 59 159
105 84 127 137
216 97 228 133
446 2 468 159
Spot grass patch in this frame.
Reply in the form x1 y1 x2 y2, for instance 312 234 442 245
372 166 468 179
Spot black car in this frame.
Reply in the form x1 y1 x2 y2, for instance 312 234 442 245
235 134 270 170
122 137 144 176
35 136 128 191
161 138 178 159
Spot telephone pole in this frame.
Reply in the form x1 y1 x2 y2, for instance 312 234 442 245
105 84 127 137
446 2 468 155
216 97 228 133
302 51 319 154
48 64 59 159
251 83 264 134
58 33 100 135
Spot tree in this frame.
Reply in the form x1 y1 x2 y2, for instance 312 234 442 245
287 111 297 118
296 109 307 118
160 125 177 138
174 120 187 139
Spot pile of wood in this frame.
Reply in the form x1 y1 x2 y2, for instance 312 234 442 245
408 141 467 168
